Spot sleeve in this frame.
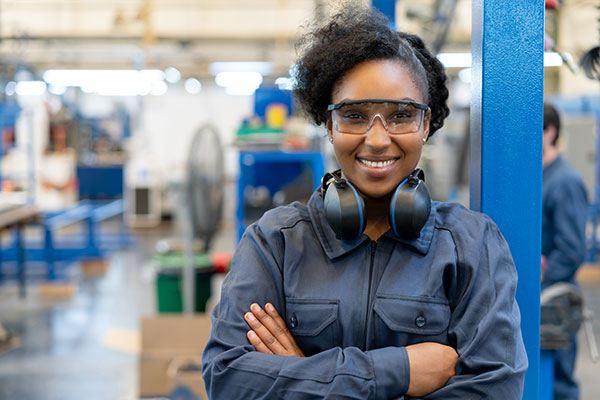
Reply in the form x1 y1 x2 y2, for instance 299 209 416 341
415 219 528 400
542 179 588 287
201 218 410 400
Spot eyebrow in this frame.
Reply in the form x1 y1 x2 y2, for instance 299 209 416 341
328 98 429 111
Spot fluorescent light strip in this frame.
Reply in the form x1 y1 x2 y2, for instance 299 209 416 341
436 52 564 68
43 69 167 97
209 62 272 75
16 81 47 96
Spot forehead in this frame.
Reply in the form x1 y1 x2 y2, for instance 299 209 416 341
337 101 416 113
331 59 424 104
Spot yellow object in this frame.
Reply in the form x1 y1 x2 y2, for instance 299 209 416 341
265 103 288 128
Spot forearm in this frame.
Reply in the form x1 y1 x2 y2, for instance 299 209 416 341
544 249 583 286
203 335 409 400
412 358 526 400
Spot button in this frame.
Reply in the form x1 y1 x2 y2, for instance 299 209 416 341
415 315 426 328
290 315 298 329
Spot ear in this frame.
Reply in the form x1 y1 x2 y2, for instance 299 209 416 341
326 117 334 142
543 125 557 145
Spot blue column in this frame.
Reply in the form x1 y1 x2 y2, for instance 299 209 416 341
471 1 544 399
372 0 396 27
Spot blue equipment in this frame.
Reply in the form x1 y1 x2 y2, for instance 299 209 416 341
236 150 324 241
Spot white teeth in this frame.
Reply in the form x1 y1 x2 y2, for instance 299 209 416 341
359 158 395 168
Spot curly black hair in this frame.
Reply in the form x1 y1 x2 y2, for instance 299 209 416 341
293 6 449 137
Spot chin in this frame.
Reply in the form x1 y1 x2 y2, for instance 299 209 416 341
358 183 396 200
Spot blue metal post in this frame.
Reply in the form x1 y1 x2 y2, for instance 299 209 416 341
471 1 544 399
44 226 56 280
15 224 26 298
372 0 396 27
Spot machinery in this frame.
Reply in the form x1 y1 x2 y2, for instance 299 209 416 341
540 283 599 362
154 123 227 314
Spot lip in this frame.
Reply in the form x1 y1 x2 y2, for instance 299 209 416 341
356 155 399 161
356 156 399 178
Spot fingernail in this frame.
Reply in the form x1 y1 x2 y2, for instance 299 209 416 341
247 331 255 339
245 312 255 321
250 304 260 312
266 303 274 312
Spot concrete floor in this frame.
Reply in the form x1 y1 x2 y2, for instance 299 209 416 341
0 223 599 399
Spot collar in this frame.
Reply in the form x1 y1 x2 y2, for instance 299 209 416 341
307 190 436 260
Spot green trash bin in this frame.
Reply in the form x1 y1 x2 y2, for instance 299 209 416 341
154 252 213 313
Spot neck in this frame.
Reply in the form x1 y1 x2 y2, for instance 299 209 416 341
363 194 391 241
543 146 559 167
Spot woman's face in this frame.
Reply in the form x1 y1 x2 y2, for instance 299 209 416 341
327 59 430 199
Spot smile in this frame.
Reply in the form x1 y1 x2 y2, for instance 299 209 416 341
357 158 398 168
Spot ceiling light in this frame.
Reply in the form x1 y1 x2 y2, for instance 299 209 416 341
48 84 67 95
184 78 201 94
544 52 563 67
5 81 16 96
458 68 471 84
275 77 293 90
43 69 165 96
150 80 168 96
215 71 262 88
437 52 565 69
225 86 258 96
209 62 272 76
437 52 472 68
215 71 262 96
164 67 181 83
16 81 47 96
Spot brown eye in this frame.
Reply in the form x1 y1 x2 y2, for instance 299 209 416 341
343 112 366 120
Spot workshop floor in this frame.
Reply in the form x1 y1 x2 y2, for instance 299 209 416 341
0 223 599 399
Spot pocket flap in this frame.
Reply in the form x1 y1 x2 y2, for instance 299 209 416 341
285 299 339 337
373 296 451 335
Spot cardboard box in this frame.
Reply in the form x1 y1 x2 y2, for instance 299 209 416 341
139 315 211 398
37 282 76 301
167 355 207 400
80 258 109 277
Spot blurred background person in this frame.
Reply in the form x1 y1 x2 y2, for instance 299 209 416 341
542 102 589 400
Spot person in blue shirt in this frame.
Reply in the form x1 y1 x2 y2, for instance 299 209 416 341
541 103 589 400
203 7 527 399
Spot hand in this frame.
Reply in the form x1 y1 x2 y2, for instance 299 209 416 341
244 303 305 357
405 342 458 397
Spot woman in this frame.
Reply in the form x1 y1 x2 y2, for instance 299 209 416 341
203 7 527 399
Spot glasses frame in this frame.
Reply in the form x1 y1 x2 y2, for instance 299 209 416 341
327 98 430 135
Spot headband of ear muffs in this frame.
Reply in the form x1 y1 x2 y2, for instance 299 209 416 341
321 169 431 241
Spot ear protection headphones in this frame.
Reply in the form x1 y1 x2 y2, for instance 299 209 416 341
321 169 431 241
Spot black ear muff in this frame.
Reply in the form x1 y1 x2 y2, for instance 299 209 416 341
322 172 366 241
389 169 432 239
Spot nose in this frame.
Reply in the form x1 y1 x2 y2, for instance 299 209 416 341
364 114 391 150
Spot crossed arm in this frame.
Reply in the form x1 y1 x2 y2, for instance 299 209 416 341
243 302 457 397
203 219 527 399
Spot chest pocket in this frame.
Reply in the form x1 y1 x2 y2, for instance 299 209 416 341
373 295 451 347
285 299 340 356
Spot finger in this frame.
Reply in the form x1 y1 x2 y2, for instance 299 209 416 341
250 303 295 350
264 303 303 353
247 330 273 354
264 303 289 332
244 311 287 354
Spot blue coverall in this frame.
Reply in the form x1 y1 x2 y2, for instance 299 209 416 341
542 155 589 400
202 190 528 399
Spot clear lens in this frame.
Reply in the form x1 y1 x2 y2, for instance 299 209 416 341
332 101 424 135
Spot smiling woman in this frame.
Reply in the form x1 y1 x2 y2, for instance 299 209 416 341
202 5 527 400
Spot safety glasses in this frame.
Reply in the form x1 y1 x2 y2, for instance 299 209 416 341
327 99 429 135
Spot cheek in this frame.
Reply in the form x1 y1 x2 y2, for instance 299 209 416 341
393 136 423 160
332 134 361 159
